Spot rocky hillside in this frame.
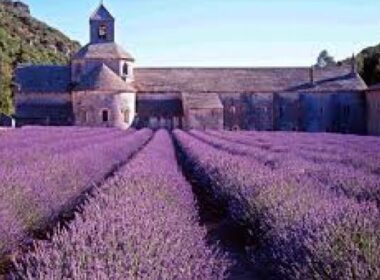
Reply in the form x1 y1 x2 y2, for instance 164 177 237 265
0 0 80 115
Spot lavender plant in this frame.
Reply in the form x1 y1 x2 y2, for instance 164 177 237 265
174 130 380 279
0 128 152 260
194 130 380 206
10 130 230 280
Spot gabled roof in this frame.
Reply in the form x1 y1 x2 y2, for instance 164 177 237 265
15 65 71 93
182 92 223 109
74 63 135 92
72 42 134 61
90 4 114 21
134 65 367 93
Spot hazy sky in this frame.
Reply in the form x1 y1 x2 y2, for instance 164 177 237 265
23 0 380 67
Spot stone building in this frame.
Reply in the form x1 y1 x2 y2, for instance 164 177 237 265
366 84 380 135
14 4 373 134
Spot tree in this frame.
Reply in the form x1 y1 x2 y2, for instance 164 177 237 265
0 62 13 115
316 50 336 68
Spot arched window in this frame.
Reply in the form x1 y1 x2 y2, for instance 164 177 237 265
102 109 109 123
124 109 130 124
230 105 236 114
232 125 240 131
123 63 129 76
98 24 107 39
79 108 87 124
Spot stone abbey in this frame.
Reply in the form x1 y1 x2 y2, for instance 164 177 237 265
14 4 380 135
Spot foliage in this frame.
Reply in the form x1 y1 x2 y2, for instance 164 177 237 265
0 62 12 115
0 1 80 115
316 50 336 68
355 44 380 86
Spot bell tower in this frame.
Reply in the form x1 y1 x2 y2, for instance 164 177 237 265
90 3 115 44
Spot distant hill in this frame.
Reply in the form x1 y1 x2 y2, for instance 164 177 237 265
0 0 80 115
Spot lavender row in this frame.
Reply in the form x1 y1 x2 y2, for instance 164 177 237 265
0 128 133 169
10 130 230 280
0 128 152 259
208 130 380 173
0 127 96 151
0 127 133 155
195 130 380 206
174 130 380 279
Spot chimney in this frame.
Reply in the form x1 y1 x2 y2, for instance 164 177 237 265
351 53 357 75
309 66 315 86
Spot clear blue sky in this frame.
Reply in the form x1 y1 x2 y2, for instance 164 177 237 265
23 0 380 67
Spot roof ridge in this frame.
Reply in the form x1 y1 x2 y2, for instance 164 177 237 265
135 65 350 70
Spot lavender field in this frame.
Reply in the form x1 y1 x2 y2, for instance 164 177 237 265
1 127 380 279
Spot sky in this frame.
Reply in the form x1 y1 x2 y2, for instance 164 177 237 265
22 0 380 67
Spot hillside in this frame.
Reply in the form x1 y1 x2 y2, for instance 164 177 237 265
0 0 80 115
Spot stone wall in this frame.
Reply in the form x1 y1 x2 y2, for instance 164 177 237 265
273 92 302 131
220 93 273 131
219 91 366 134
135 94 183 130
366 90 380 135
15 92 73 126
184 108 223 130
73 91 135 129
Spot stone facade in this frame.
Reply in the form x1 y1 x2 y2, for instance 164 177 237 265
366 87 380 135
73 91 135 129
14 3 377 135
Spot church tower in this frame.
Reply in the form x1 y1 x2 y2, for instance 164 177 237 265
71 3 136 129
90 3 115 43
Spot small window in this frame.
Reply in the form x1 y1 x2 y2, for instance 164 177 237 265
98 24 107 39
124 109 130 124
102 109 109 123
230 106 236 114
79 108 88 123
123 63 129 76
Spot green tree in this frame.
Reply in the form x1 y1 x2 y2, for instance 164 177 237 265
316 50 336 67
0 62 13 115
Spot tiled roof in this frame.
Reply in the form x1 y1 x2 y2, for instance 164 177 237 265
134 65 367 93
90 4 114 21
74 63 135 92
72 42 134 60
182 92 223 109
15 65 71 93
